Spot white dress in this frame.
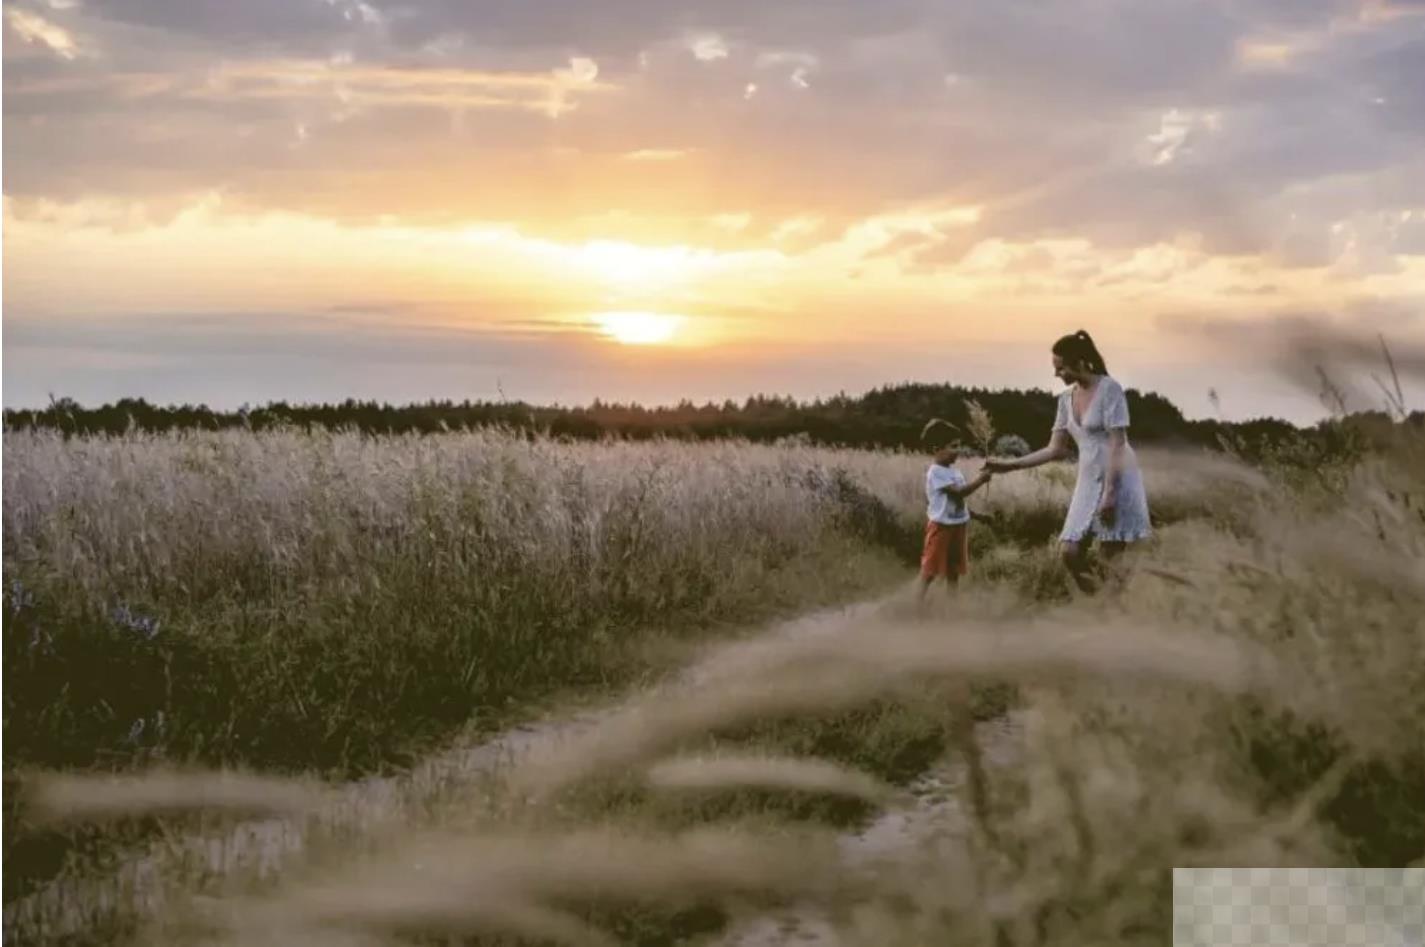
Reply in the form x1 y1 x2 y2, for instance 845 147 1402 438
1054 376 1152 544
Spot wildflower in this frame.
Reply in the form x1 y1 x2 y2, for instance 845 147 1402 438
7 579 36 614
112 604 161 641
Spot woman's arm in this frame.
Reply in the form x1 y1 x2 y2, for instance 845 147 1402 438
989 431 1070 472
1098 429 1128 521
1104 429 1127 489
1098 381 1131 522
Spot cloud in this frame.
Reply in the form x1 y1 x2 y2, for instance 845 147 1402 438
324 0 384 28
688 33 729 62
1141 109 1222 167
10 0 1425 425
5 7 84 58
622 149 690 162
6 56 615 112
555 55 599 83
72 0 351 46
372 0 929 62
6 0 1425 325
4 307 591 364
1157 305 1425 415
1 307 613 409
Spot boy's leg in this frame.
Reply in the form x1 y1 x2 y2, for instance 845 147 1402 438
941 524 967 601
918 521 943 614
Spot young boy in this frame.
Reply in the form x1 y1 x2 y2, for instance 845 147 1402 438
919 427 992 609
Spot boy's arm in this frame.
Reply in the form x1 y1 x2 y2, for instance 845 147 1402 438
941 471 992 499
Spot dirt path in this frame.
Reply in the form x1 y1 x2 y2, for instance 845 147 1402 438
706 711 1025 947
4 596 896 944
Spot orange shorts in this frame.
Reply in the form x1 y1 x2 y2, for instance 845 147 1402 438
920 520 969 579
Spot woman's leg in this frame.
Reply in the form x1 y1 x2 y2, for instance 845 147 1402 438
1059 540 1098 594
1098 540 1129 592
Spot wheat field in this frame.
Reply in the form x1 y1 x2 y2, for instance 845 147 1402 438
4 418 1424 945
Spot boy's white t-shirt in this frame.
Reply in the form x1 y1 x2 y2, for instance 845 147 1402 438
926 464 970 525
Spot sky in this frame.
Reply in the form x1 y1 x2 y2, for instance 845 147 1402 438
4 0 1425 423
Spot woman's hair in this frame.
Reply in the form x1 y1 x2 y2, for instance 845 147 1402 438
1052 329 1108 375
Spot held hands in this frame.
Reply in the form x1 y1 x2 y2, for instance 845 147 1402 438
983 459 1014 474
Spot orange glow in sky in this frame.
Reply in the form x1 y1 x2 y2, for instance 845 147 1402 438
593 311 685 345
5 1 1425 422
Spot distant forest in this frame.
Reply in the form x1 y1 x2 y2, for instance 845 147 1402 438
11 384 1419 459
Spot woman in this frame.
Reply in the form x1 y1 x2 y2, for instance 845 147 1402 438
986 330 1151 591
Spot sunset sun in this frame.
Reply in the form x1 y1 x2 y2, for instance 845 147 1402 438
593 311 684 345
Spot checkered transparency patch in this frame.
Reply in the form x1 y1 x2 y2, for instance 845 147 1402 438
1174 869 1424 947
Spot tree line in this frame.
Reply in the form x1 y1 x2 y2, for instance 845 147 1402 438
6 386 1416 459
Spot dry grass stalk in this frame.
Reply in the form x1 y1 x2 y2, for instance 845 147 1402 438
21 769 327 824
788 621 1274 696
220 826 843 945
515 619 1278 798
511 664 893 796
646 753 894 802
964 399 997 457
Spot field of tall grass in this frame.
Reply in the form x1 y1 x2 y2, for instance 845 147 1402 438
4 414 1423 945
2 429 925 777
3 428 933 906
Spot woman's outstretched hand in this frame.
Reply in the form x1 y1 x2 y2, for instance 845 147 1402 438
983 459 1014 474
